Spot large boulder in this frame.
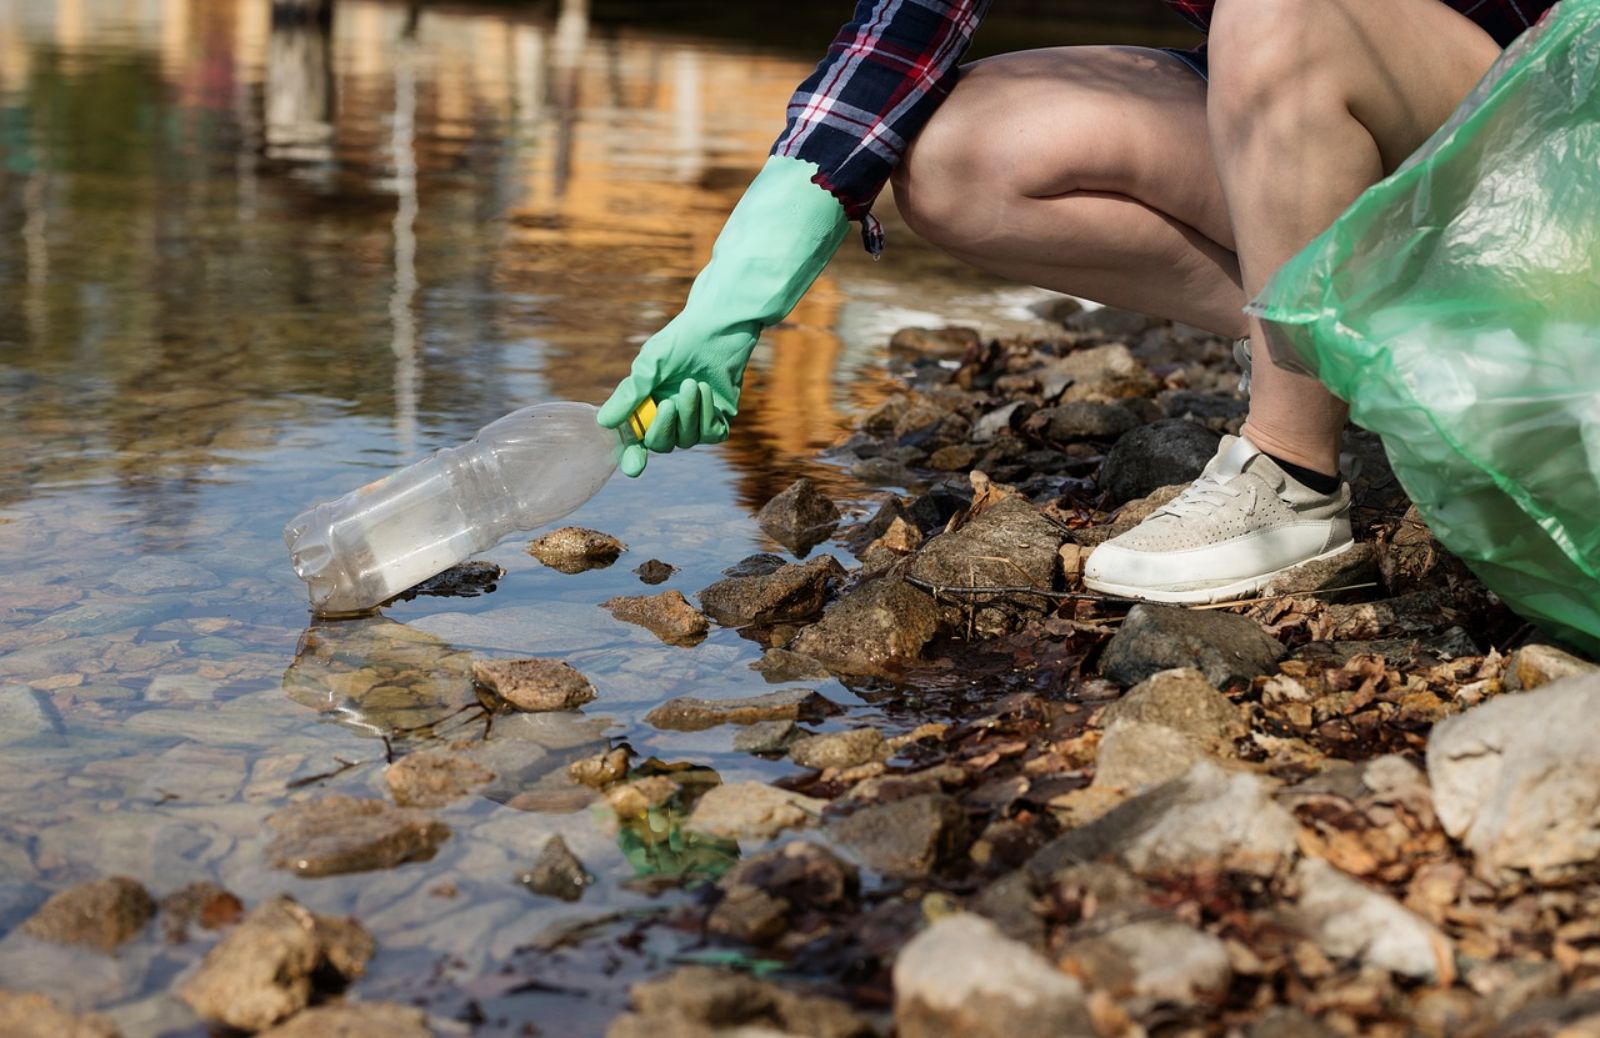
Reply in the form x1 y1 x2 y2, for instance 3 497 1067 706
697 555 846 627
1099 605 1283 689
894 913 1093 1038
1099 419 1221 504
787 577 941 678
1428 674 1600 883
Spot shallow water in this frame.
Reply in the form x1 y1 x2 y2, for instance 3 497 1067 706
0 2 1187 1033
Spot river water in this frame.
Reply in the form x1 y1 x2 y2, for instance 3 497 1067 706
0 2 1191 1033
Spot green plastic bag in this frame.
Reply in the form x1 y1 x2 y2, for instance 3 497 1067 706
1251 0 1600 655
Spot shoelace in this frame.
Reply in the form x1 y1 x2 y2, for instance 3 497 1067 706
1157 475 1256 520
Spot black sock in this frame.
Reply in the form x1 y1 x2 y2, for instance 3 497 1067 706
1266 453 1341 494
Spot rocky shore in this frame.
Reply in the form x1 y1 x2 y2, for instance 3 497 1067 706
9 305 1600 1037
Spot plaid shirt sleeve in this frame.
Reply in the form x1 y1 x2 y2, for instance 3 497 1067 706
1164 0 1555 47
771 0 993 254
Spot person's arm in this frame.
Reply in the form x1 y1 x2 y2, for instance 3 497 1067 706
598 1 991 475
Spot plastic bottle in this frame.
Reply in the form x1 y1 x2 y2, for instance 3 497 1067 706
283 400 653 616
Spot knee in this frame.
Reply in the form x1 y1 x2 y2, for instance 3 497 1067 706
1208 0 1331 130
892 60 1053 248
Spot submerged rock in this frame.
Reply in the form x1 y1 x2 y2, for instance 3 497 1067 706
734 719 803 755
602 590 709 646
1033 760 1298 878
257 1003 434 1038
688 781 827 841
1099 419 1221 504
1428 674 1600 883
178 894 374 1032
158 881 244 943
266 795 450 877
385 747 496 808
697 555 845 627
519 835 593 902
20 876 154 954
0 992 120 1038
1099 605 1283 689
757 477 841 554
826 793 969 879
1289 858 1452 981
527 527 626 573
472 657 596 712
644 688 841 732
388 560 504 602
633 559 675 585
790 727 887 771
609 966 871 1038
709 841 859 945
894 913 1091 1038
787 576 941 678
567 747 631 788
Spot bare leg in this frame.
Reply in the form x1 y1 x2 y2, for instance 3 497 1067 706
1208 0 1501 474
892 46 1250 339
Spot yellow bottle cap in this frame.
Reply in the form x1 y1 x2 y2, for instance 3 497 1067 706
627 398 657 441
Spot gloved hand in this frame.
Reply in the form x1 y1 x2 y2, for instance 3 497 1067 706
597 155 849 476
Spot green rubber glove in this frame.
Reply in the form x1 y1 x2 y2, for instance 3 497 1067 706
597 155 850 476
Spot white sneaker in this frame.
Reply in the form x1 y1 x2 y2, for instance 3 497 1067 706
1083 434 1354 605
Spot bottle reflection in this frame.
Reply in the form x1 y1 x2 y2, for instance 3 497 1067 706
264 0 334 175
390 9 420 458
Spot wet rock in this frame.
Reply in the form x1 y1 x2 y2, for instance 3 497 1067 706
1261 542 1381 599
1093 720 1204 794
1099 419 1221 504
1099 605 1283 689
895 404 972 452
606 776 680 819
110 556 218 594
609 966 871 1038
568 747 631 788
527 527 627 573
257 1003 434 1038
0 992 120 1038
158 881 243 942
519 835 592 902
634 559 675 585
787 576 941 678
1159 389 1248 425
928 444 980 470
1101 667 1247 752
723 553 787 578
472 657 596 712
644 688 842 732
757 478 841 554
265 795 450 877
1065 919 1231 1011
709 842 859 945
389 560 503 602
790 727 887 770
851 455 924 487
1033 761 1299 878
602 590 709 646
19 876 154 953
754 647 835 683
733 720 802 755
826 793 969 879
697 555 845 627
890 325 980 360
873 516 924 555
907 496 1064 634
688 781 826 840
1506 642 1598 691
894 913 1091 1038
1428 674 1600 883
1026 401 1142 443
1289 858 1453 980
385 747 496 808
178 895 374 1032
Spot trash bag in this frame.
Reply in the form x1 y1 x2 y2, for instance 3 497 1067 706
1251 0 1600 655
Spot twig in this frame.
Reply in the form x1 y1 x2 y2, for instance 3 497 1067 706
905 575 1105 601
288 756 366 789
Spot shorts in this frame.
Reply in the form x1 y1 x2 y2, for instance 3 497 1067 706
1162 45 1209 80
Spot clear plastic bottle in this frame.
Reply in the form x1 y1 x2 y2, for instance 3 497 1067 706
284 400 652 616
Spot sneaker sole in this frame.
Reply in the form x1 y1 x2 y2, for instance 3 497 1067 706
1082 540 1360 606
